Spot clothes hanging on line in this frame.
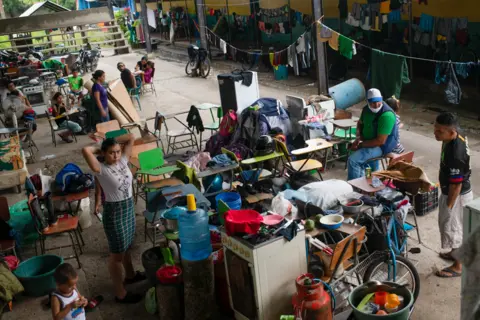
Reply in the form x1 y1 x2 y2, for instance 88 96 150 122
339 35 354 60
371 49 410 99
328 32 340 51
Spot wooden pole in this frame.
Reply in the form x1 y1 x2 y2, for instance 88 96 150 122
312 0 328 94
408 0 413 80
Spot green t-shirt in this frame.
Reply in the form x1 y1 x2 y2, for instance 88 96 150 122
360 108 396 141
68 76 83 91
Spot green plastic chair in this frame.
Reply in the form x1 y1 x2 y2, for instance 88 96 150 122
128 87 142 110
136 147 180 203
198 105 222 149
105 128 128 139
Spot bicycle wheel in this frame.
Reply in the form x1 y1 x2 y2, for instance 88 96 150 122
200 58 211 78
363 254 420 301
185 60 196 76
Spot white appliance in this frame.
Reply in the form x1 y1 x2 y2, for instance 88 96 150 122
286 95 336 139
461 197 480 320
20 84 47 114
218 71 260 115
221 229 307 320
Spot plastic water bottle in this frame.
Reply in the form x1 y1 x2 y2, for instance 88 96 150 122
178 194 212 261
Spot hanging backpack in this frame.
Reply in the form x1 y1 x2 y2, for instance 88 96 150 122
219 109 237 137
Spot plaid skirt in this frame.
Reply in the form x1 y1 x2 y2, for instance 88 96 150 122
103 198 135 254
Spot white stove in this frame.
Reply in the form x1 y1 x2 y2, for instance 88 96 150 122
20 84 47 114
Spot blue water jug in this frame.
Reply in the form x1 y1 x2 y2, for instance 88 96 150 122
178 194 212 261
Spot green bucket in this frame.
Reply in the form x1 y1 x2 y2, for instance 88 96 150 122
13 255 64 297
348 282 413 320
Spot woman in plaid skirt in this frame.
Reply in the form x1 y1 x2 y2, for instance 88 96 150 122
83 134 145 304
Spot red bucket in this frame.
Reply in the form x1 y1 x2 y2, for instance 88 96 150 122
156 266 182 285
224 209 263 236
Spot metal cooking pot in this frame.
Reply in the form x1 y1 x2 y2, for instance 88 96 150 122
161 207 186 232
340 198 364 214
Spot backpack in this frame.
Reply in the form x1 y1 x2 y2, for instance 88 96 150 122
205 133 231 157
55 163 94 194
219 110 237 137
234 108 271 150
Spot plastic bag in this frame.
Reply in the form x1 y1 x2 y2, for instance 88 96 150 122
37 169 53 196
271 192 298 218
298 180 353 210
78 198 92 229
145 287 157 315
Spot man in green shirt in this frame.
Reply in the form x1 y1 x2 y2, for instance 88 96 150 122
347 88 399 180
68 68 84 105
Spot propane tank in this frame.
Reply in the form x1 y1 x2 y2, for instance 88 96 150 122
292 273 332 320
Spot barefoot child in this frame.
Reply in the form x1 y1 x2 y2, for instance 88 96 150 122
51 263 88 320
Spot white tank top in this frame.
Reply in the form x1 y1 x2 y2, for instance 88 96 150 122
51 289 86 320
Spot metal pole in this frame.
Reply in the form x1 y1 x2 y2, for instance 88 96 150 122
312 0 328 94
196 0 208 49
408 0 413 80
185 0 191 43
288 0 292 46
140 0 153 53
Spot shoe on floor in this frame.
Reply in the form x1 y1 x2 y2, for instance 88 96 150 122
124 271 147 285
115 291 143 304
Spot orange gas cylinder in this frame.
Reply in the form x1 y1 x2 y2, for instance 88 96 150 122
292 273 332 320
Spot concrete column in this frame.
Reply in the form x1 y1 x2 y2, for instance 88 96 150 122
195 0 208 49
312 0 329 94
140 0 153 54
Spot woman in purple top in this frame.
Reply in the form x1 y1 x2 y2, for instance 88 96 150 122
92 70 110 122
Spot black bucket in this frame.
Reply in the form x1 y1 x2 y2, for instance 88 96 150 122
141 247 165 286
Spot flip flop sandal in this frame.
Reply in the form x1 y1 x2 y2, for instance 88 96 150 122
439 252 455 261
124 271 147 285
85 295 104 312
436 268 461 278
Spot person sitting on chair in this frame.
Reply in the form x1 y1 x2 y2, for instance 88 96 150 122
68 68 84 106
52 92 83 142
347 88 399 180
117 62 136 90
7 81 31 108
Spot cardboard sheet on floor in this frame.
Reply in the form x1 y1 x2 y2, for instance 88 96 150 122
108 79 141 123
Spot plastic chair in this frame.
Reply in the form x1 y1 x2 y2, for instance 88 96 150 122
164 112 199 155
45 111 77 147
275 139 324 181
142 68 157 96
128 86 142 110
135 148 180 203
105 128 128 139
28 194 83 268
199 105 222 149
142 111 166 150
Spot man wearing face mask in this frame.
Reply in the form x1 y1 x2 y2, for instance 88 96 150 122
347 88 398 180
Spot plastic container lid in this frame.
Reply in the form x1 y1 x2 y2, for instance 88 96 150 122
186 194 196 211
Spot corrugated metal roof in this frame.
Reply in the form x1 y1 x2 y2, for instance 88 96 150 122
20 1 70 17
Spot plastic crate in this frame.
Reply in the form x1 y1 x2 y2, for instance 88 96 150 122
413 186 439 216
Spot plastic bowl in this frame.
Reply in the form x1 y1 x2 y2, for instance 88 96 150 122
262 214 284 226
320 214 344 230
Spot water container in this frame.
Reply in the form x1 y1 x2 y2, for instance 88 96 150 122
328 78 366 110
274 65 288 80
178 194 212 261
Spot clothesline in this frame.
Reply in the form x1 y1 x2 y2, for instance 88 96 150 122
201 18 477 64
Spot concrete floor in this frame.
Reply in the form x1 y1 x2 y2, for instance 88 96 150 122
4 49 478 319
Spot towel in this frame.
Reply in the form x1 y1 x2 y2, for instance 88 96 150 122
328 32 339 51
339 35 354 60
371 49 410 99
380 0 391 14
